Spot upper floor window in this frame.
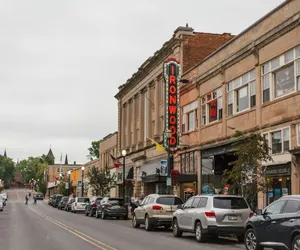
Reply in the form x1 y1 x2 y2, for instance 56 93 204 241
180 151 197 173
227 69 256 116
201 87 222 125
263 127 290 155
182 101 198 133
262 45 300 103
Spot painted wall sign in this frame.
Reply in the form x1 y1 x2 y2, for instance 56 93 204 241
163 58 181 151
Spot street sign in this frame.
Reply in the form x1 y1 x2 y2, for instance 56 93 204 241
166 177 172 186
78 181 82 187
160 160 167 176
65 182 69 189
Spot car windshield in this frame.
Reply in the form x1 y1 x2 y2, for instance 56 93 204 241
78 198 89 203
156 197 183 205
108 199 125 205
213 197 248 209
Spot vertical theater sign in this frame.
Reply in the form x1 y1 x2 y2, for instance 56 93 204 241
163 58 181 151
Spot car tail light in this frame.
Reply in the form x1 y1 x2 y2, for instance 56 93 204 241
124 203 128 206
152 205 163 210
75 202 77 206
205 212 216 217
249 211 254 217
92 203 97 207
104 203 112 207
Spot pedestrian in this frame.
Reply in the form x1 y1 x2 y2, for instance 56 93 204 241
25 195 28 205
29 192 31 198
130 193 138 215
33 195 37 205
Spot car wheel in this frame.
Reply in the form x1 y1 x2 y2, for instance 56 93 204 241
172 218 182 237
237 234 244 243
145 215 152 231
123 215 128 220
116 217 120 220
101 210 106 219
95 210 100 218
292 234 300 250
195 221 206 242
85 209 88 216
132 215 140 228
74 210 76 214
164 225 171 229
245 228 263 250
89 210 93 217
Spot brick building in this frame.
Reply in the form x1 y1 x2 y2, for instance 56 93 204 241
179 0 300 208
114 26 234 198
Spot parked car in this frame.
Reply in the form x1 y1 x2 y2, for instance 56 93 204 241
65 197 75 212
1 193 7 201
172 195 252 243
53 194 63 208
132 194 183 230
85 196 103 217
96 197 128 220
244 195 300 250
57 196 69 210
48 196 53 205
0 195 6 206
71 197 90 213
34 192 44 200
50 194 57 206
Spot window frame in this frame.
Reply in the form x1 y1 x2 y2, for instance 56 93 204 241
227 69 256 117
262 126 291 155
261 45 300 104
182 101 198 133
201 87 222 126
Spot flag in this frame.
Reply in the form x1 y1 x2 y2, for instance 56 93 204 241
147 137 166 151
110 154 121 168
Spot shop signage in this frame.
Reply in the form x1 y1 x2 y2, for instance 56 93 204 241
163 58 182 151
264 163 291 177
160 160 167 176
65 182 69 189
166 177 172 186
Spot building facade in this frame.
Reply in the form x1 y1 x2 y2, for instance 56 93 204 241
99 132 119 197
179 0 300 208
115 26 234 199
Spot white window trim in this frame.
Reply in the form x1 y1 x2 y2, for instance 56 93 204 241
227 69 256 116
262 126 291 155
201 87 222 126
182 101 198 132
261 45 300 104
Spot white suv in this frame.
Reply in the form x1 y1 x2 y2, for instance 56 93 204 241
71 197 90 213
172 195 252 243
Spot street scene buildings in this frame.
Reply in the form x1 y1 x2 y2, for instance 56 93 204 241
41 0 300 209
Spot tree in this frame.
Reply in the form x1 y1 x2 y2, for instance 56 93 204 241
0 155 15 188
87 140 100 160
222 128 272 210
40 154 54 165
87 166 116 196
57 178 72 196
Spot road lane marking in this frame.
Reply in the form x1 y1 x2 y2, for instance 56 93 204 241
28 206 117 250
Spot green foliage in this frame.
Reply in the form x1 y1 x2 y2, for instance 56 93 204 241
222 128 272 210
87 140 100 160
87 166 116 196
16 157 48 184
57 178 72 196
37 178 47 196
0 155 15 188
40 154 54 165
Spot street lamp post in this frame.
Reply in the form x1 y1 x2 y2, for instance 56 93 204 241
165 129 172 195
121 150 126 200
68 170 71 196
81 166 85 197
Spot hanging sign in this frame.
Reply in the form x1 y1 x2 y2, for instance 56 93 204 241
163 58 182 151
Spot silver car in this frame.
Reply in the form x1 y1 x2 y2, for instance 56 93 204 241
172 195 252 242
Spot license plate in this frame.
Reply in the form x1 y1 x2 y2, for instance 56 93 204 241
115 205 120 208
228 216 237 220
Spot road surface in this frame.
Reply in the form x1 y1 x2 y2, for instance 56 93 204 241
0 189 246 250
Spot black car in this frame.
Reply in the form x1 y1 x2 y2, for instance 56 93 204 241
85 196 103 217
53 194 63 208
95 197 128 220
57 196 69 210
65 197 75 212
244 195 300 250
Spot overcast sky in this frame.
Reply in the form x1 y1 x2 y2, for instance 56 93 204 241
0 0 284 164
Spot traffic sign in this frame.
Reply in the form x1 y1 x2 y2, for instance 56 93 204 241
166 177 172 186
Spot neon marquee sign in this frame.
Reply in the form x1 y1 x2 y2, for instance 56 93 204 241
163 58 181 151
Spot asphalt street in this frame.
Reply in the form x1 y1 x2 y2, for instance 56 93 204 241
0 189 247 250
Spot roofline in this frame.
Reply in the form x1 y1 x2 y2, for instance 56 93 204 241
184 0 292 76
100 131 118 142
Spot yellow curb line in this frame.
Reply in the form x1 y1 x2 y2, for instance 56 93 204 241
28 206 117 250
